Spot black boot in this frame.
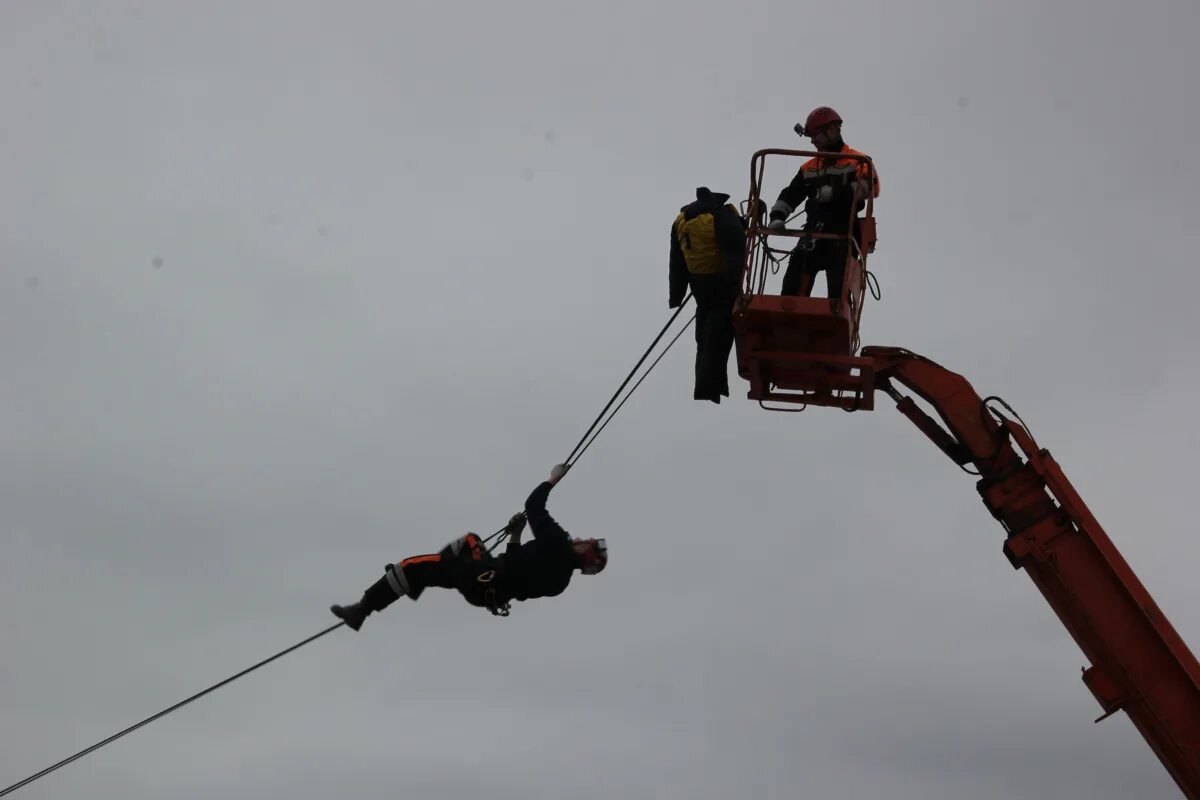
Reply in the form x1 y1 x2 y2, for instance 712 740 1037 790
330 574 403 631
331 601 369 631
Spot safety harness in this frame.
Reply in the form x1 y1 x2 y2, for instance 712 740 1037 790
474 570 511 617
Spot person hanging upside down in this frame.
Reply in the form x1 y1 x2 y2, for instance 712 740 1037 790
330 463 608 628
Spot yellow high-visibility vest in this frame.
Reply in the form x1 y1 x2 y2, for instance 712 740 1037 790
674 204 738 274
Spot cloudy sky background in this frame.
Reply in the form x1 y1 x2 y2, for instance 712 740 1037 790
3 1 1199 798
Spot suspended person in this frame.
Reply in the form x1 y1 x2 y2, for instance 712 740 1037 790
766 107 880 310
330 464 608 628
669 187 752 404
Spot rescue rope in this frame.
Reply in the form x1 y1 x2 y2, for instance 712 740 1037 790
482 522 510 553
563 294 693 467
5 299 699 793
8 202 867 794
567 311 696 467
0 622 346 798
482 300 698 555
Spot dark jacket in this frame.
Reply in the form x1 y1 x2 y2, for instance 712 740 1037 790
669 188 747 308
771 144 879 233
495 481 577 603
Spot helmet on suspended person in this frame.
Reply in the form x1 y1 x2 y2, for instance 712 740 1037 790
801 106 843 136
572 538 608 575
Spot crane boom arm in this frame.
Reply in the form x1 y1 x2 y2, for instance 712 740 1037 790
863 345 1200 799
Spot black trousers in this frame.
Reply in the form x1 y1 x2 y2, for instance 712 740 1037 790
396 533 497 607
688 271 741 402
782 238 850 299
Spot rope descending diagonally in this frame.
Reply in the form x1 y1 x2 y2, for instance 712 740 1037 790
484 296 696 552
565 309 696 469
564 293 694 466
0 622 346 798
3 299 700 797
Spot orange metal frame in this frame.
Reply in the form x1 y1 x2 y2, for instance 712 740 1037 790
733 149 879 410
732 147 1199 796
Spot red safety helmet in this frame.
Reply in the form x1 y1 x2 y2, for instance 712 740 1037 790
573 538 608 575
802 106 843 136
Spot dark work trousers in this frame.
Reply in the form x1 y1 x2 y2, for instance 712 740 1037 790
396 533 497 606
688 270 742 402
782 237 850 300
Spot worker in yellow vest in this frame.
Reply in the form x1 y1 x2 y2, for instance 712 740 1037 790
669 187 749 403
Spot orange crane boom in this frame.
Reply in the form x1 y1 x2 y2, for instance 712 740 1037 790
862 345 1200 797
734 145 1197 795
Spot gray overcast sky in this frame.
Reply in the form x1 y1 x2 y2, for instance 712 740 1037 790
3 1 1199 798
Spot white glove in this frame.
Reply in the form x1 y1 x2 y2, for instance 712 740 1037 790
549 463 570 484
768 218 787 232
811 185 834 203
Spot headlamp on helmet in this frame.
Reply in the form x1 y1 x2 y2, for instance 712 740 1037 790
796 106 843 137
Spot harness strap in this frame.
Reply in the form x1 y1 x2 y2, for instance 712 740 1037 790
475 570 512 618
